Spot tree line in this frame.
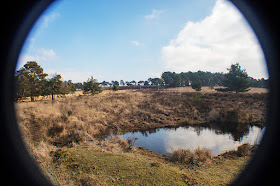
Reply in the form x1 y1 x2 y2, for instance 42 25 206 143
15 61 76 101
76 66 267 90
77 63 268 92
15 61 269 101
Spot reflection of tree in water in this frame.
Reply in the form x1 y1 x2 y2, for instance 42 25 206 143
138 126 181 137
183 122 258 141
211 122 252 141
138 128 159 137
193 126 203 136
126 122 260 141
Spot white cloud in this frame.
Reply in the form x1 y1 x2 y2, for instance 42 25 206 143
164 126 262 156
42 68 102 83
131 40 143 46
41 12 60 28
17 48 56 69
60 71 103 83
161 0 268 79
150 72 162 78
36 48 56 61
145 9 163 20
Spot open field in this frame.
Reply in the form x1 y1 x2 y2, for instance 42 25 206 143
159 86 268 94
15 87 268 185
17 89 267 142
18 87 268 102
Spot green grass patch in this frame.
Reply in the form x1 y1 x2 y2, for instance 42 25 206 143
51 148 187 185
49 148 249 185
182 157 249 185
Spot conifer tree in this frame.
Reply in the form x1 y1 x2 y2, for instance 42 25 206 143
216 63 251 93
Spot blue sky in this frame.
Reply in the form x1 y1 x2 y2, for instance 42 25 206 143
17 0 268 83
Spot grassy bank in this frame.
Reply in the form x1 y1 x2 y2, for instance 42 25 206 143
44 147 249 185
15 88 267 185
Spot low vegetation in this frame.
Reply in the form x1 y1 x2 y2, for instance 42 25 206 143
17 89 267 145
42 146 250 185
170 148 212 165
15 87 267 185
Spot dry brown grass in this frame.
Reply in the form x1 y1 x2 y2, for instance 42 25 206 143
159 86 268 94
221 143 257 158
170 147 213 165
18 87 268 102
16 89 267 149
15 89 263 185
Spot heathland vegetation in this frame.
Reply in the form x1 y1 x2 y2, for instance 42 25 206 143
15 61 268 185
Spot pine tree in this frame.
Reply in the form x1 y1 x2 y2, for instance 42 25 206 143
217 63 251 93
15 61 48 101
49 74 62 100
83 76 102 94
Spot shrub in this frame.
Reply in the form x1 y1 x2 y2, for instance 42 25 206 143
215 88 229 92
83 76 102 94
113 84 120 91
224 110 239 123
207 109 220 122
191 80 202 91
47 123 64 137
192 94 203 105
52 130 84 147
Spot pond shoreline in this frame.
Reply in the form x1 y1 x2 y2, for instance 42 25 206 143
106 124 263 156
95 121 264 141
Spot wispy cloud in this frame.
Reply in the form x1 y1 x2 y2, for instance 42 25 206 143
17 48 56 69
59 71 102 83
41 12 60 28
144 9 163 20
150 72 161 78
36 48 56 61
131 40 143 46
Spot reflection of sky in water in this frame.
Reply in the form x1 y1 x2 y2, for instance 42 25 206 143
120 126 265 156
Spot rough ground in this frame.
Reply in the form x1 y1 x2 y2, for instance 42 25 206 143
15 87 267 185
46 147 249 185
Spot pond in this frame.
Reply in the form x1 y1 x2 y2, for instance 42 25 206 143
116 125 265 156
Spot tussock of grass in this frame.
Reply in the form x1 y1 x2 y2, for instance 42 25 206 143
97 136 134 153
170 147 212 165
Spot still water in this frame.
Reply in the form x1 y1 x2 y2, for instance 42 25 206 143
118 125 265 156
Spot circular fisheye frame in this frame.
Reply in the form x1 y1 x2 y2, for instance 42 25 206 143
1 1 54 185
0 0 279 185
231 0 280 185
